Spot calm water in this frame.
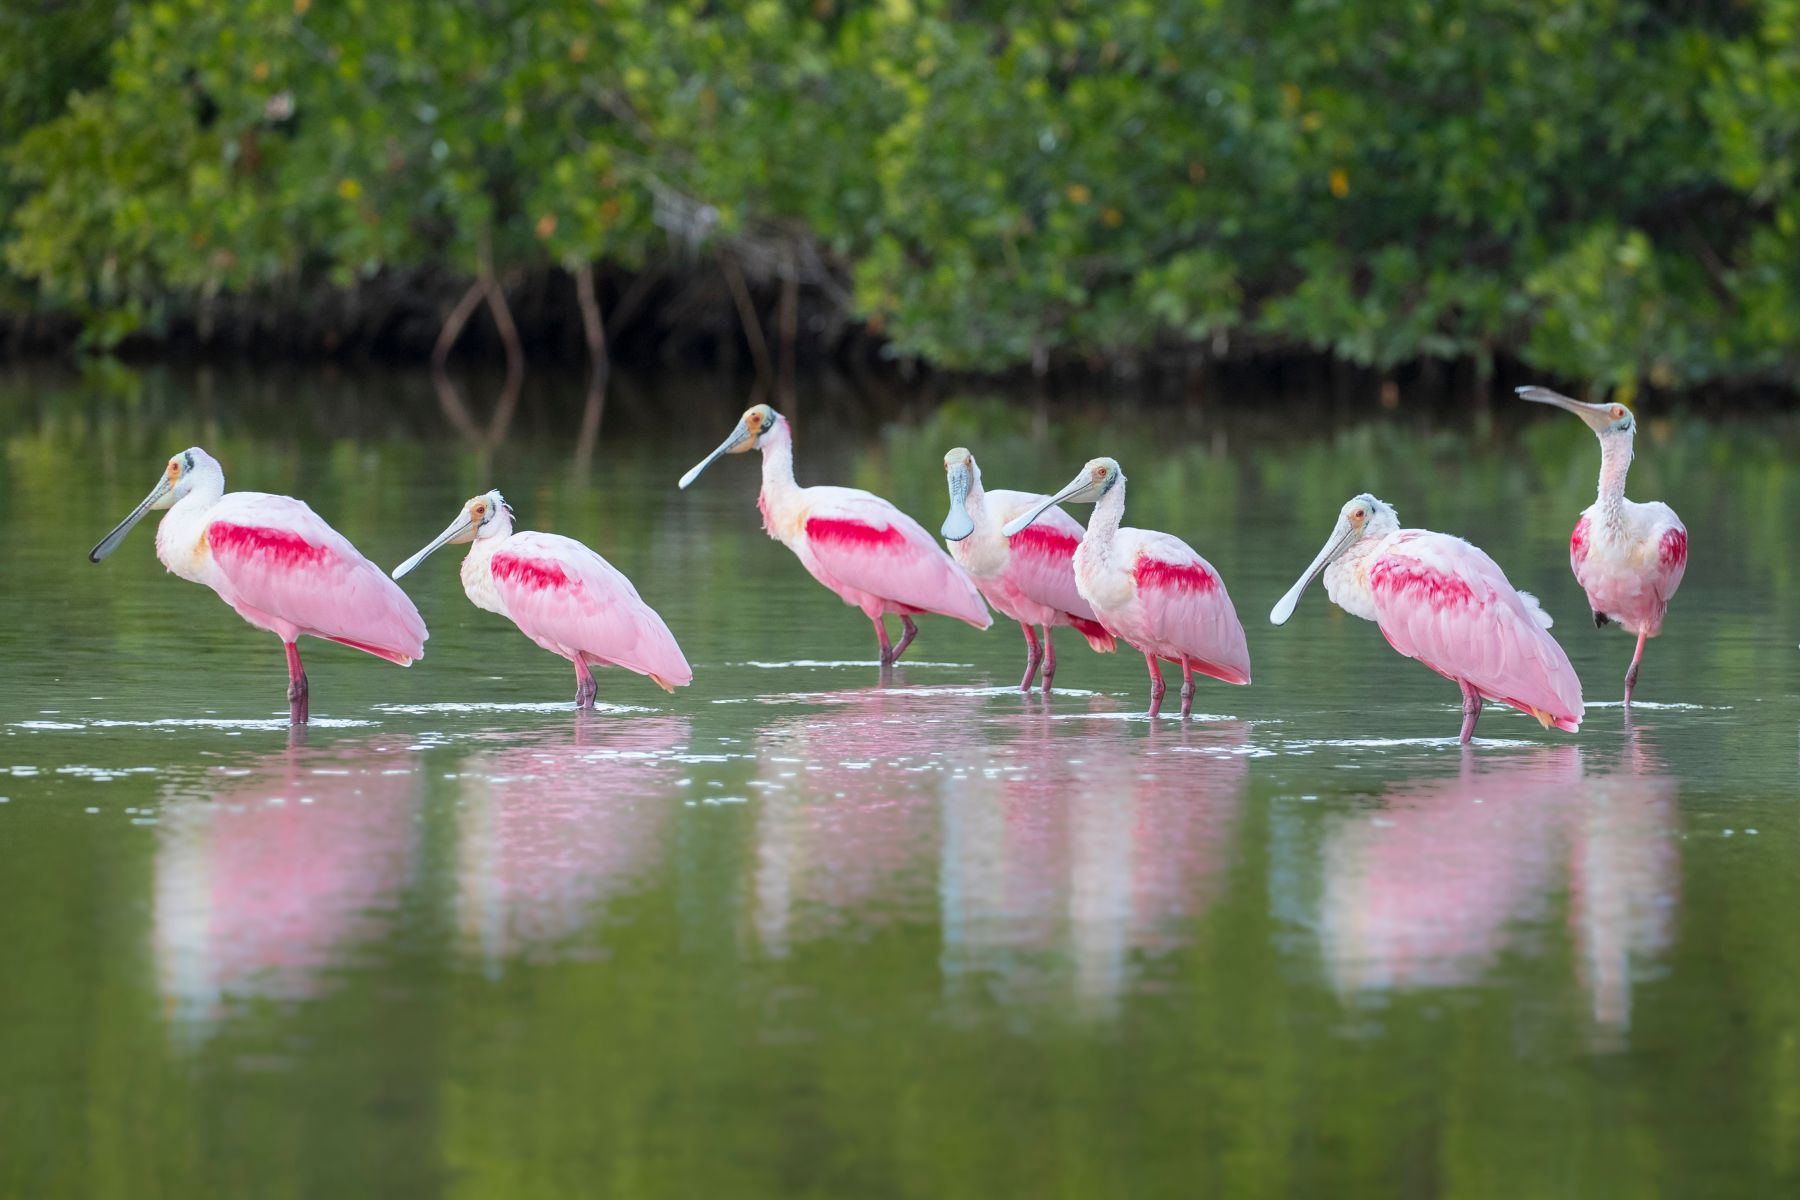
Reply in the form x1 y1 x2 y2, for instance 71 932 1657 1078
3 364 1798 1197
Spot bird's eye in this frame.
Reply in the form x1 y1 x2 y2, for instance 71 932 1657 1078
1611 406 1625 420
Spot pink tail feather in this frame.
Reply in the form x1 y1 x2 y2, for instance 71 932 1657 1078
1164 654 1250 687
324 635 417 666
1068 615 1117 653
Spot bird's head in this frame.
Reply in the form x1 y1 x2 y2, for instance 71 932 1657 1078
1001 457 1123 538
1517 386 1636 439
392 489 510 580
940 447 981 541
89 447 223 563
1269 493 1396 625
679 404 786 489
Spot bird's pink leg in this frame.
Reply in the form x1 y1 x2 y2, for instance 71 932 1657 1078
1145 652 1166 717
1017 622 1043 691
1040 625 1057 694
284 640 309 725
890 615 919 664
574 658 598 710
1179 660 1196 720
1623 631 1647 705
871 615 894 665
1458 679 1481 745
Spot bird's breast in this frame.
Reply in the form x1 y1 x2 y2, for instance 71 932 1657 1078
460 554 510 617
1073 547 1132 612
1323 557 1380 622
758 488 809 545
954 531 1009 579
155 513 215 585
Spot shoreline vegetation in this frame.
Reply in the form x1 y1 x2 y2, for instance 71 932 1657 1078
4 2 1799 410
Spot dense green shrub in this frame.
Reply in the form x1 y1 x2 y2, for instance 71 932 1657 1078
3 0 1798 395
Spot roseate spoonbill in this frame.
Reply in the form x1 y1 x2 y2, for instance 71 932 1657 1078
679 405 991 665
1003 457 1251 718
939 447 1116 691
392 490 691 707
1269 494 1584 743
1517 386 1687 704
89 447 426 723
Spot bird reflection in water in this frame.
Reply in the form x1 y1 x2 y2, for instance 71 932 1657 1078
1321 747 1579 993
1569 720 1679 1047
1320 728 1678 1044
454 716 691 969
153 734 423 1039
940 712 1252 1019
751 687 990 958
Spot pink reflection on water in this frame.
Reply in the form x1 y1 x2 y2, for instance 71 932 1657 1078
941 712 1253 1017
752 688 982 957
153 736 423 1034
1569 726 1679 1043
454 716 691 967
1321 748 1580 993
1320 733 1679 1041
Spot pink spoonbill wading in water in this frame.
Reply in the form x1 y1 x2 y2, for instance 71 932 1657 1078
88 447 427 724
1003 457 1250 718
392 490 691 708
1269 494 1584 744
939 447 1116 691
679 405 991 665
1517 386 1686 704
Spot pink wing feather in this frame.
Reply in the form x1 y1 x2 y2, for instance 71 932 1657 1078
1652 511 1688 613
988 492 1102 620
489 532 691 691
206 493 426 663
1370 532 1583 730
1125 530 1251 684
800 488 991 627
985 490 1114 650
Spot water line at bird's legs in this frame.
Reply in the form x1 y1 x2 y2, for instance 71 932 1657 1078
1458 679 1482 744
574 658 598 709
1018 622 1042 691
284 640 309 725
1624 631 1647 705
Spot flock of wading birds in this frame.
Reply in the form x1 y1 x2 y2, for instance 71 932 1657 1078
88 386 1685 744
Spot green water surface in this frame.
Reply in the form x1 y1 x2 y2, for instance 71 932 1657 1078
2 365 1796 1198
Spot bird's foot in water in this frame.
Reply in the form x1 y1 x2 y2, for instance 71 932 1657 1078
287 673 310 724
